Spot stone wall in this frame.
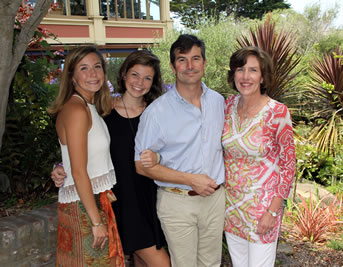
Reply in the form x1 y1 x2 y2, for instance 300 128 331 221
0 202 57 267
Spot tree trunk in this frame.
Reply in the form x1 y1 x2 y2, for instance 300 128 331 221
0 0 53 151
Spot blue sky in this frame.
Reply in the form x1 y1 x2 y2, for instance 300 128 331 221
286 0 343 27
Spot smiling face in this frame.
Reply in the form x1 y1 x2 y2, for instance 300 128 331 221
124 64 155 99
170 45 206 87
72 52 104 99
234 55 263 98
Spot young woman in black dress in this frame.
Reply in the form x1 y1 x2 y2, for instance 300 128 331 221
105 50 169 266
52 50 170 267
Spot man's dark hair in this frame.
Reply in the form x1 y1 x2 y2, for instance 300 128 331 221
170 34 206 67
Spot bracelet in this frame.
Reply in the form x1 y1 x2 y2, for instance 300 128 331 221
92 222 104 227
53 162 63 170
156 152 161 163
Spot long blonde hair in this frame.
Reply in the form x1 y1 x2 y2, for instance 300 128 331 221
48 46 111 116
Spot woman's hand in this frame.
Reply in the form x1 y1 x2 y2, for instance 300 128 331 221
51 165 66 187
256 196 283 235
256 212 275 235
140 150 159 168
91 224 108 249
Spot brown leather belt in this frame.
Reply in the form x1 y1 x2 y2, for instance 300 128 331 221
161 185 220 196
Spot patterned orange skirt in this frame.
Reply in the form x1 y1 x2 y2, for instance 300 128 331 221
56 190 124 267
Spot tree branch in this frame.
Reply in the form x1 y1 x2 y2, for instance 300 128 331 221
12 0 53 75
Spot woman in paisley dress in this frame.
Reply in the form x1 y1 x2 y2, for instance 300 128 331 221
221 46 296 267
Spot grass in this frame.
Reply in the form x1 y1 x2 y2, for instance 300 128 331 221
327 233 343 251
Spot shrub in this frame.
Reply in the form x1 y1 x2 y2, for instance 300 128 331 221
289 193 343 243
236 14 301 102
306 49 343 155
0 56 60 197
294 129 343 186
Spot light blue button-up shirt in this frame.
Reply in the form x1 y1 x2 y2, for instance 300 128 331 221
134 82 225 190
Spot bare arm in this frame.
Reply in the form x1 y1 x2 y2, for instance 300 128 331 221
135 161 218 196
59 102 107 249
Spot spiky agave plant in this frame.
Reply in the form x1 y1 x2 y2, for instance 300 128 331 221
236 15 301 101
307 49 343 155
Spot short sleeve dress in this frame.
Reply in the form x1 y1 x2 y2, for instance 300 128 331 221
104 108 166 254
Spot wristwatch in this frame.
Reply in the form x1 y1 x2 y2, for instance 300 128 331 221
266 209 277 217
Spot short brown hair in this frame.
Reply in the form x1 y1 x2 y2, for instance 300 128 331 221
48 46 111 116
227 46 273 94
170 34 206 67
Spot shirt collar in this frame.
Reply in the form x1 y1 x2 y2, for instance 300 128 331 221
172 82 209 103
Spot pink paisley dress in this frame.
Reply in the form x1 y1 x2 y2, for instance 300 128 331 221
222 95 296 244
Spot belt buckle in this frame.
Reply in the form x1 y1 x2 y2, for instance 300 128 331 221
163 187 191 196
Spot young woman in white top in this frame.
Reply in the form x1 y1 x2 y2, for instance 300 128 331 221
48 46 124 266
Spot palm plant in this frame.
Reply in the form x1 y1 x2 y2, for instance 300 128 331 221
236 15 301 101
307 49 343 155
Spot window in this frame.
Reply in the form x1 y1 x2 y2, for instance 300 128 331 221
50 0 87 16
100 0 160 20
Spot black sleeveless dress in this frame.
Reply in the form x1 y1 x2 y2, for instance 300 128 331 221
104 108 166 254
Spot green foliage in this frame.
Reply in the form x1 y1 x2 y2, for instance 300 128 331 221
289 193 343 243
170 0 290 28
3 195 19 208
294 133 343 186
268 4 339 55
326 181 343 197
235 0 290 20
306 49 343 155
107 57 125 92
151 17 255 97
149 29 180 88
170 0 235 28
0 56 60 197
314 32 343 55
327 234 343 251
265 5 341 121
236 15 301 101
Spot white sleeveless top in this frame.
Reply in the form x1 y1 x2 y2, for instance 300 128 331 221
58 100 116 203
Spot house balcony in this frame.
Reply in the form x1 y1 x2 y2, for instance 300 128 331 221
27 0 173 56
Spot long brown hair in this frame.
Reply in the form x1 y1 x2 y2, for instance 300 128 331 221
117 50 162 105
48 46 111 116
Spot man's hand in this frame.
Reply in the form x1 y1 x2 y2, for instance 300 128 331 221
190 174 218 196
51 165 66 187
140 150 159 168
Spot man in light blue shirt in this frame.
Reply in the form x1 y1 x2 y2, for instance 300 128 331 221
135 34 225 267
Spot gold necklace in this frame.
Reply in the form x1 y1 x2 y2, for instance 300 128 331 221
239 96 263 120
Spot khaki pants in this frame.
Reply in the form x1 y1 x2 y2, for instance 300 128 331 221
156 186 225 267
